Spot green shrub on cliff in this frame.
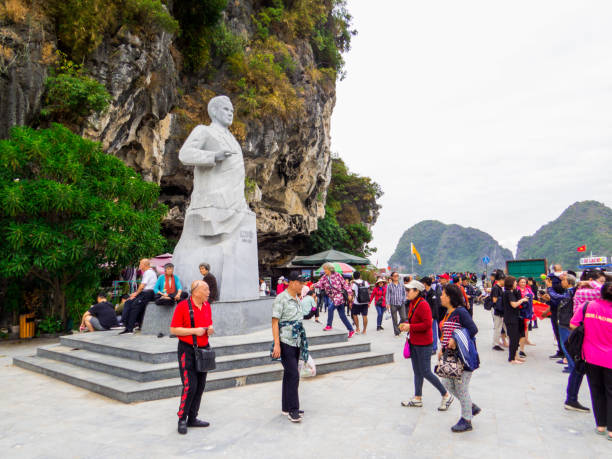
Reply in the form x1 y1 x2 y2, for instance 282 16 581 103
41 55 111 126
0 124 167 325
47 0 178 61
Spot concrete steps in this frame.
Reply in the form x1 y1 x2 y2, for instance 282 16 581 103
14 351 394 403
13 324 394 403
35 341 372 382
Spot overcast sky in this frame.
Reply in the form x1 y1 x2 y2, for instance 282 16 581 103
330 0 612 266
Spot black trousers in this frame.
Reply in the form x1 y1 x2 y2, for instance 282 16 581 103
303 309 319 320
586 363 612 431
549 306 562 354
155 292 188 306
123 290 155 331
504 319 523 362
280 342 300 413
177 341 208 421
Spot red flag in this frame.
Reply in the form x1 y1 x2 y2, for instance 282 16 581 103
576 245 586 252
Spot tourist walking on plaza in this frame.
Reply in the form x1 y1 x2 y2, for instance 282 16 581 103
421 277 440 353
386 272 407 336
170 280 214 434
544 273 565 359
516 277 535 352
272 271 310 423
351 272 370 334
502 276 529 364
490 272 507 351
120 258 157 334
313 263 355 337
370 278 388 331
571 282 612 439
399 280 453 410
556 274 590 412
438 284 480 432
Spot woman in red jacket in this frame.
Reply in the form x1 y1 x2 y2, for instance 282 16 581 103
399 280 454 411
370 278 388 331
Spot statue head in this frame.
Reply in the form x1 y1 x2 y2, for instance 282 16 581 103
208 95 234 128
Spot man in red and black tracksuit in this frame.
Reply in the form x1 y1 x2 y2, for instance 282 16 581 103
170 280 214 435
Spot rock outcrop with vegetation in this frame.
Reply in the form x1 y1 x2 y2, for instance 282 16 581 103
389 220 513 275
516 201 612 270
0 0 355 266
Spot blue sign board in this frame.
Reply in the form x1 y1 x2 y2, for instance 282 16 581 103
482 256 490 265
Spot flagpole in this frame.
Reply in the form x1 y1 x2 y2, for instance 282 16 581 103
411 242 414 274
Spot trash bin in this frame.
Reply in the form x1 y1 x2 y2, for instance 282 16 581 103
19 313 35 339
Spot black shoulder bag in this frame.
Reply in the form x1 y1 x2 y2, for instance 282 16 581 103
564 302 589 373
188 299 216 372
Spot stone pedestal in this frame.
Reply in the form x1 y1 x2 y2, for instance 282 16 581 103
141 297 275 337
173 210 259 302
141 302 175 336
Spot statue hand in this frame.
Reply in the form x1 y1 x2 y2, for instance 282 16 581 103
214 150 234 162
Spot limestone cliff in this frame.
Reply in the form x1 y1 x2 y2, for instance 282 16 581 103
0 0 347 267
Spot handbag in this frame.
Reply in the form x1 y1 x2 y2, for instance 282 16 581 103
188 299 216 372
564 302 589 373
434 349 464 379
401 299 421 359
403 339 411 359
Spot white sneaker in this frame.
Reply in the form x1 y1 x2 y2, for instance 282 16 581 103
438 394 454 411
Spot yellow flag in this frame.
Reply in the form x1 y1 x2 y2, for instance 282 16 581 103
411 243 422 265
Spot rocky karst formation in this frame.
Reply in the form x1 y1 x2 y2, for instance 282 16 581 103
0 1 341 267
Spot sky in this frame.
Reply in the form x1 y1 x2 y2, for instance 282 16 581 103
330 0 612 267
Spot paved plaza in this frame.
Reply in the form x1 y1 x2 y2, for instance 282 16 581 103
0 305 609 458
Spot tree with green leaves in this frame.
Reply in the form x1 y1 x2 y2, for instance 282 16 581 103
307 157 382 257
0 124 167 324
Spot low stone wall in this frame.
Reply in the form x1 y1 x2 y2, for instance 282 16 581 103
141 297 275 337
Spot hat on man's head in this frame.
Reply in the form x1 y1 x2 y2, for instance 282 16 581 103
439 273 450 281
405 280 425 292
287 271 305 282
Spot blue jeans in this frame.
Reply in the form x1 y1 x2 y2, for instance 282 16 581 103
559 325 584 403
432 319 438 352
376 306 386 327
410 343 447 397
327 302 354 332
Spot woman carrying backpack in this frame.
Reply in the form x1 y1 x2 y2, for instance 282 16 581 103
437 283 479 432
570 282 612 439
370 278 388 331
312 263 355 337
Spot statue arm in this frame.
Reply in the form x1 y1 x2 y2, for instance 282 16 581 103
178 126 217 168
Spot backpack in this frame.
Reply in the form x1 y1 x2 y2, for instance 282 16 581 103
483 295 493 311
557 292 574 328
356 281 370 304
564 302 589 373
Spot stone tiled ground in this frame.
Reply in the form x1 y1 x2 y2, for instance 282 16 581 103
0 306 608 458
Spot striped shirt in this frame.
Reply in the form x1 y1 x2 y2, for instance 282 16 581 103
386 282 406 306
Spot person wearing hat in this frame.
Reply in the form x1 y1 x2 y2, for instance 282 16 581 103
399 280 454 410
271 271 309 423
370 278 388 331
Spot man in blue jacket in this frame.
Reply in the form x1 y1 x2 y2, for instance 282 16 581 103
154 263 188 306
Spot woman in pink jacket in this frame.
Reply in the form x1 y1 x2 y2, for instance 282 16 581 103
570 282 612 440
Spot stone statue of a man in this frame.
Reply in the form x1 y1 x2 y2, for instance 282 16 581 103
172 96 259 302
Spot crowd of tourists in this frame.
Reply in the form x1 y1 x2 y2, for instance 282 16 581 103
77 258 612 439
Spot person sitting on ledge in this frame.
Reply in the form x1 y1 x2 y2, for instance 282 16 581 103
80 292 119 332
199 263 219 303
154 263 188 306
119 258 157 335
